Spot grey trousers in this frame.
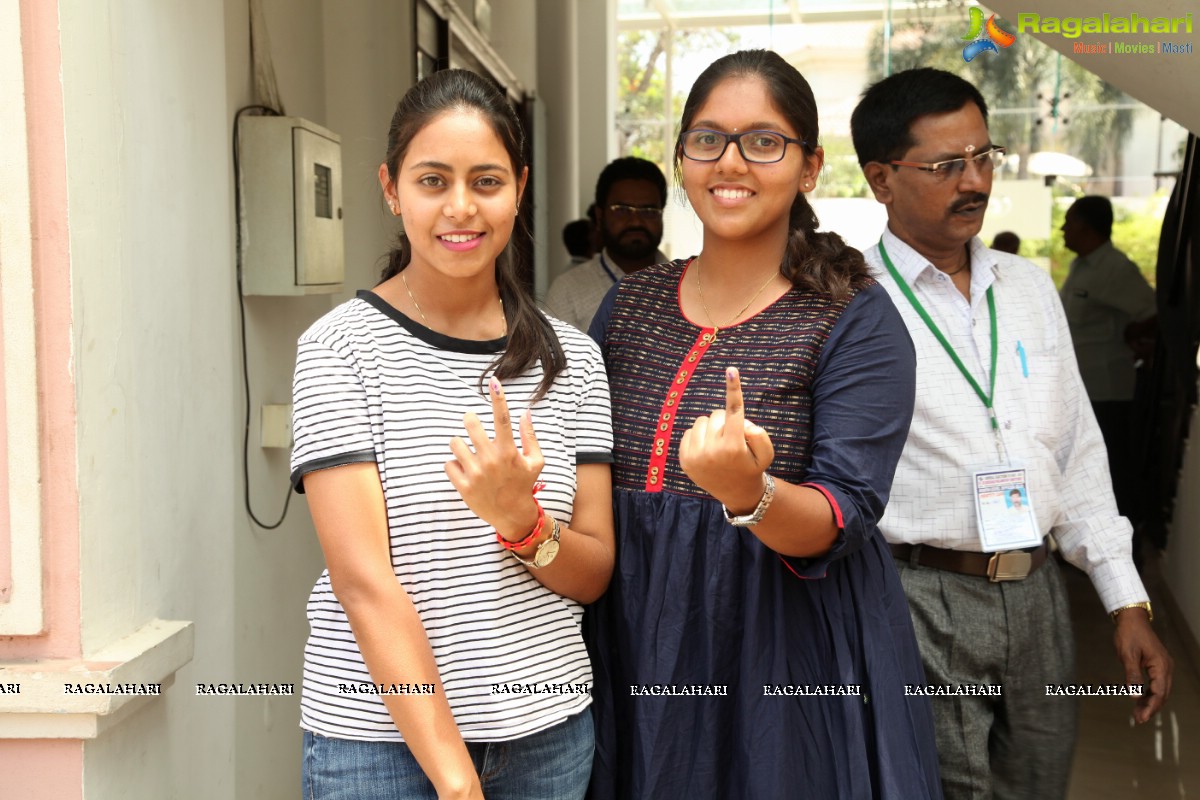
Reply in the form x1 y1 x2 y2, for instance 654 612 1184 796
895 554 1078 800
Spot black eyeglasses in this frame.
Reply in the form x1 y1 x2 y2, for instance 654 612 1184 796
606 204 664 220
680 129 806 164
889 146 1007 181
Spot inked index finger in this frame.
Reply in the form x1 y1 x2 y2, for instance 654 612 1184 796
488 376 515 447
725 366 745 431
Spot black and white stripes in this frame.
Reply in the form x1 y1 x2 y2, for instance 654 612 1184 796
291 292 612 742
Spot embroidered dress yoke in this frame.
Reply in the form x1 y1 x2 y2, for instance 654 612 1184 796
585 260 942 799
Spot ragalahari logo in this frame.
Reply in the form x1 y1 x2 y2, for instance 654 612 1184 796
962 7 1016 62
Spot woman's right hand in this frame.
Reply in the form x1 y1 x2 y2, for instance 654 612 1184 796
445 377 544 542
679 366 776 513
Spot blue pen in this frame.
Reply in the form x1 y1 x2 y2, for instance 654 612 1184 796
1016 341 1028 377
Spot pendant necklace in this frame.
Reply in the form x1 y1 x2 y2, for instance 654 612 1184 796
401 271 506 336
695 257 780 342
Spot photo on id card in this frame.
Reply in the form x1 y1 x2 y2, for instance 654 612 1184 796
972 466 1042 552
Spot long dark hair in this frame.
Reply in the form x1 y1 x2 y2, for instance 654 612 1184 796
379 69 563 398
676 50 870 301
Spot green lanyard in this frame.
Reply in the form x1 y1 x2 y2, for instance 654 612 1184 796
879 239 1000 432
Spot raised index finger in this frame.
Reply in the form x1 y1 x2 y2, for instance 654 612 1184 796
725 366 745 432
488 377 515 448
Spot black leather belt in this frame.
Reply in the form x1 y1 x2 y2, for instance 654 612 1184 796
890 541 1048 582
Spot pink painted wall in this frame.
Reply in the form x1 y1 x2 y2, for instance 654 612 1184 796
0 739 83 800
0 0 82 660
0 1 84 790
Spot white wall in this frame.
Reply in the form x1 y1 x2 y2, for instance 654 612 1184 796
228 0 418 796
228 0 332 795
536 0 581 284
490 0 539 90
60 0 237 795
577 0 617 207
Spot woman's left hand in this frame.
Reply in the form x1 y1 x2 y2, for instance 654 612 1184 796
446 377 544 541
679 367 775 513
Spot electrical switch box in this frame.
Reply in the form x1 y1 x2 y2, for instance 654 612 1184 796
260 403 293 449
239 116 344 295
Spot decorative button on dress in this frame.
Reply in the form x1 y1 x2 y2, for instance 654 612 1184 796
585 260 943 799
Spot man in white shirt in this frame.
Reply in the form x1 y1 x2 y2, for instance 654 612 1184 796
850 68 1172 800
544 157 667 331
1061 195 1157 532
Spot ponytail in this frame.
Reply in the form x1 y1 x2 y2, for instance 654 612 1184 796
380 232 410 281
780 193 872 302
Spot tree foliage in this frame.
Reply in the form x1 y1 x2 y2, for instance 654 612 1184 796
815 136 869 198
616 29 740 178
866 3 1134 187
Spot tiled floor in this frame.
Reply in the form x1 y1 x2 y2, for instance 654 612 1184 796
1066 553 1200 799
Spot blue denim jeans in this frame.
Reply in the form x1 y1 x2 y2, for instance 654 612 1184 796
302 708 593 799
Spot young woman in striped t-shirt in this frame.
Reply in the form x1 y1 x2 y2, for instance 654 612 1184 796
290 69 614 800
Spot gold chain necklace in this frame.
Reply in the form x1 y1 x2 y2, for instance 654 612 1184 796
695 257 781 342
401 271 506 335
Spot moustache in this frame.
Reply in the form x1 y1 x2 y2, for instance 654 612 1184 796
951 193 990 212
619 227 653 238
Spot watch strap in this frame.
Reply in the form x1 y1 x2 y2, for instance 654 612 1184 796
723 473 776 527
512 515 561 569
1110 601 1153 623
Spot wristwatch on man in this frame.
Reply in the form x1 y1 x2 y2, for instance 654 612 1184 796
1110 601 1153 623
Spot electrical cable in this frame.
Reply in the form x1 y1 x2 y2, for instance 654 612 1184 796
233 103 292 530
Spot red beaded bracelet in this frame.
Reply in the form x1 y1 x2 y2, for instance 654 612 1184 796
496 483 546 552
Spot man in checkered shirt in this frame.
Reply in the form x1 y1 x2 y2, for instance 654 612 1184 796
544 157 667 331
851 67 1172 800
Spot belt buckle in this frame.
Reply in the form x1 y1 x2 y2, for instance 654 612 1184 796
987 551 1032 582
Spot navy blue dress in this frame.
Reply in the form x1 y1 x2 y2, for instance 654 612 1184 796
586 261 942 799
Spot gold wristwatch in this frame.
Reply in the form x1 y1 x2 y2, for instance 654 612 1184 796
513 515 561 569
1110 601 1153 623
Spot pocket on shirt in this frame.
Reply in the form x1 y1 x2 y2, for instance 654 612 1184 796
1008 343 1061 444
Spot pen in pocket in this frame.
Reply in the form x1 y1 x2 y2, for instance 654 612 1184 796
1016 341 1028 377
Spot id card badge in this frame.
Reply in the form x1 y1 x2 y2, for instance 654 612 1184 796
972 467 1042 552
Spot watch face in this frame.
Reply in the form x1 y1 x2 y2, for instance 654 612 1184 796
533 539 561 568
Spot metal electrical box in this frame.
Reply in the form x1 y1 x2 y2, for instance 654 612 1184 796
239 116 344 295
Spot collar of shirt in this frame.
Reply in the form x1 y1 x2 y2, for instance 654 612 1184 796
598 248 671 284
879 228 1001 313
597 250 621 283
1076 240 1117 270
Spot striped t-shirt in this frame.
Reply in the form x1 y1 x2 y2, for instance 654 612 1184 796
290 290 613 742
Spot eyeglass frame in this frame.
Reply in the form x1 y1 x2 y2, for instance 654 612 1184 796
679 128 808 164
604 203 664 220
887 146 1007 178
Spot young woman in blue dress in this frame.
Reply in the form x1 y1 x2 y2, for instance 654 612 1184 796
586 50 943 799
